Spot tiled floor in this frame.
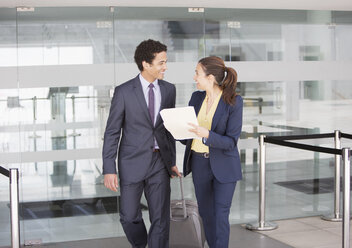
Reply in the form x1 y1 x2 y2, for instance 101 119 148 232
255 216 348 248
0 224 293 248
1 216 350 248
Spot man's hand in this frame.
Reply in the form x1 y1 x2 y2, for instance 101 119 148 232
171 165 182 178
104 174 118 192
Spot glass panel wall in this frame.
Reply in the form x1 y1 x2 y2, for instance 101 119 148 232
204 9 336 61
0 7 18 247
0 6 351 246
15 7 115 245
114 7 206 64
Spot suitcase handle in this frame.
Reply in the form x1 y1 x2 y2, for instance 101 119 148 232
170 174 188 221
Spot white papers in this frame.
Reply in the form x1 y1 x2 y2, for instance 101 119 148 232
160 106 200 140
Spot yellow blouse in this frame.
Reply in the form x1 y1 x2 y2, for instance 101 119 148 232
191 91 222 153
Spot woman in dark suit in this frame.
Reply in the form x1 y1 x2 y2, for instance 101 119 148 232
183 56 243 248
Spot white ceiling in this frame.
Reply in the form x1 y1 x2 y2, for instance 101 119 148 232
1 0 352 11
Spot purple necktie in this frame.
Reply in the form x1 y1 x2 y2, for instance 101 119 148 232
148 84 155 125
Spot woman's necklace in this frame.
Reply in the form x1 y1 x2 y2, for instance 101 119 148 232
206 94 217 112
205 88 221 120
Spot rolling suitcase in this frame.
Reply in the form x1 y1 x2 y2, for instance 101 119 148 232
169 176 205 248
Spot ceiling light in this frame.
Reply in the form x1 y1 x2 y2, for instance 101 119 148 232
16 7 35 12
188 8 204 13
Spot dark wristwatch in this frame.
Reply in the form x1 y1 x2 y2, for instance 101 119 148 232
202 137 207 144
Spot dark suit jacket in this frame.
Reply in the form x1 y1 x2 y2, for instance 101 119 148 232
183 91 243 183
102 75 176 183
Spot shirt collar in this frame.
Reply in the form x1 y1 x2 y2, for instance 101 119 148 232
139 74 158 90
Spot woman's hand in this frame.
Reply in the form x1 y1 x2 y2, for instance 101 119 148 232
188 123 209 138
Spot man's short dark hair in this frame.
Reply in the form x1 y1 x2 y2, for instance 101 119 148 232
134 39 167 71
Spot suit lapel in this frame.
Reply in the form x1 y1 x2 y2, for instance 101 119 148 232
194 92 206 115
133 76 153 125
194 91 225 131
211 98 226 130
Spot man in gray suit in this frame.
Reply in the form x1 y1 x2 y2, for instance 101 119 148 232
102 39 180 248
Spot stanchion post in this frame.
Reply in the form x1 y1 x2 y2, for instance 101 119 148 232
259 134 266 228
342 148 350 248
322 130 342 222
246 135 277 231
10 168 20 248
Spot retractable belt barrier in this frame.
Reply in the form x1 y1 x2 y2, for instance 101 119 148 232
1 166 20 248
245 131 352 248
264 136 341 155
0 166 9 177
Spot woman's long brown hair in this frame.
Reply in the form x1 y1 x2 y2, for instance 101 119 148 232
198 56 238 105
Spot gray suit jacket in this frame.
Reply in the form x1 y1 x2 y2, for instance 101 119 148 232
102 75 176 183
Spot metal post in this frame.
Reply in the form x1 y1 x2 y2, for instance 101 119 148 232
258 97 263 114
259 134 266 228
69 95 81 139
342 148 350 248
179 175 187 219
322 130 342 221
68 95 80 174
246 135 277 231
10 168 20 248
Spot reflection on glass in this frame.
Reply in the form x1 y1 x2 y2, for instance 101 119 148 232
114 7 205 62
0 6 351 247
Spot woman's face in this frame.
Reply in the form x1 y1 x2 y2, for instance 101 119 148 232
193 63 210 90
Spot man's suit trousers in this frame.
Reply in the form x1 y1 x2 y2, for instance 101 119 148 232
119 152 170 248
